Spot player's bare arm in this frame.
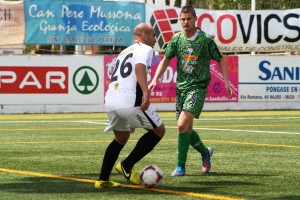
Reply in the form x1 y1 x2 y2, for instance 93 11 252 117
148 56 171 91
136 63 150 111
219 58 233 98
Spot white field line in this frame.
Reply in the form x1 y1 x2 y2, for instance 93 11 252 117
0 116 300 123
0 117 300 135
166 116 300 121
180 127 300 135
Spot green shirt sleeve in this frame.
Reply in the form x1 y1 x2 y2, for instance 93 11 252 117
164 32 181 60
208 37 223 62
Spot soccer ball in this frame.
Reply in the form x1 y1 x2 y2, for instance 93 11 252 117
139 165 163 188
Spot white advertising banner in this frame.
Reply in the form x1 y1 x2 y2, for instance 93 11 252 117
0 55 103 105
146 5 300 52
239 56 300 101
1 55 300 113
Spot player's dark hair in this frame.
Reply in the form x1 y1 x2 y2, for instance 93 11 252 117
180 5 196 17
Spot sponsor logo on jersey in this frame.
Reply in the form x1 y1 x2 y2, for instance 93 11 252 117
182 54 198 61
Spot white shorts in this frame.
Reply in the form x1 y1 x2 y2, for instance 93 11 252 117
104 107 163 132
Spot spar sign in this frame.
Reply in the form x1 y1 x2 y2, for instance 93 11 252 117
147 5 300 52
0 66 68 93
0 56 103 105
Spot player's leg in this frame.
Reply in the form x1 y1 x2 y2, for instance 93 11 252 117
116 107 165 184
122 125 165 169
170 91 187 176
171 110 193 176
190 129 209 157
187 88 213 173
98 130 130 180
190 129 213 173
120 107 165 167
188 88 209 157
96 111 130 188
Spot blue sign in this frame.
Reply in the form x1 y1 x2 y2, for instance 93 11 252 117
24 0 145 46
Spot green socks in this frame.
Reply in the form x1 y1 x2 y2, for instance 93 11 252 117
177 132 190 167
190 129 208 157
177 130 209 167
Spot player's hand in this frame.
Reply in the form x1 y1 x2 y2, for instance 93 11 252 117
140 95 150 111
148 80 157 91
226 85 233 99
130 128 135 133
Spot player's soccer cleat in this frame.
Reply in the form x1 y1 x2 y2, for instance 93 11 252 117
170 165 186 176
94 180 121 188
115 162 140 185
202 147 214 173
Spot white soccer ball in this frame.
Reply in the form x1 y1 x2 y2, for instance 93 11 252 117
140 165 163 188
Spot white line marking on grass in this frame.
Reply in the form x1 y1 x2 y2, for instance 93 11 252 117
1 116 299 124
164 116 300 121
165 126 300 135
196 128 300 135
1 119 299 135
74 121 108 125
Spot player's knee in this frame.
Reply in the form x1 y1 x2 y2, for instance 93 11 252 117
114 131 130 145
177 123 186 133
177 123 192 133
153 124 165 138
115 137 128 145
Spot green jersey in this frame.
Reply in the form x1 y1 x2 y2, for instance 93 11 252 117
165 29 223 91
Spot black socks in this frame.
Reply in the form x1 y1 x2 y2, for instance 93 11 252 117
99 139 124 181
122 131 161 169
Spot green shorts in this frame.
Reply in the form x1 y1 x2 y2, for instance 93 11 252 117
176 88 207 119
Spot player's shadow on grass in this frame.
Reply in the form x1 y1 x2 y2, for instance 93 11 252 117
0 176 152 194
0 177 96 194
266 195 300 200
3 175 298 200
0 176 215 197
186 171 275 177
162 172 268 194
0 173 125 194
66 172 102 180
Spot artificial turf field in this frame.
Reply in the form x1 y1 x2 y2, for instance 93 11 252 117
0 110 299 200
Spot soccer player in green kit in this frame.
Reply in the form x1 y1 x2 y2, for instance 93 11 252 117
149 6 233 176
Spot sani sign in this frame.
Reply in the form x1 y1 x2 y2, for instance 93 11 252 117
239 56 300 101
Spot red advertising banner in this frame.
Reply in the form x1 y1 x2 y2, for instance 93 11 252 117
0 66 68 94
104 55 238 103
